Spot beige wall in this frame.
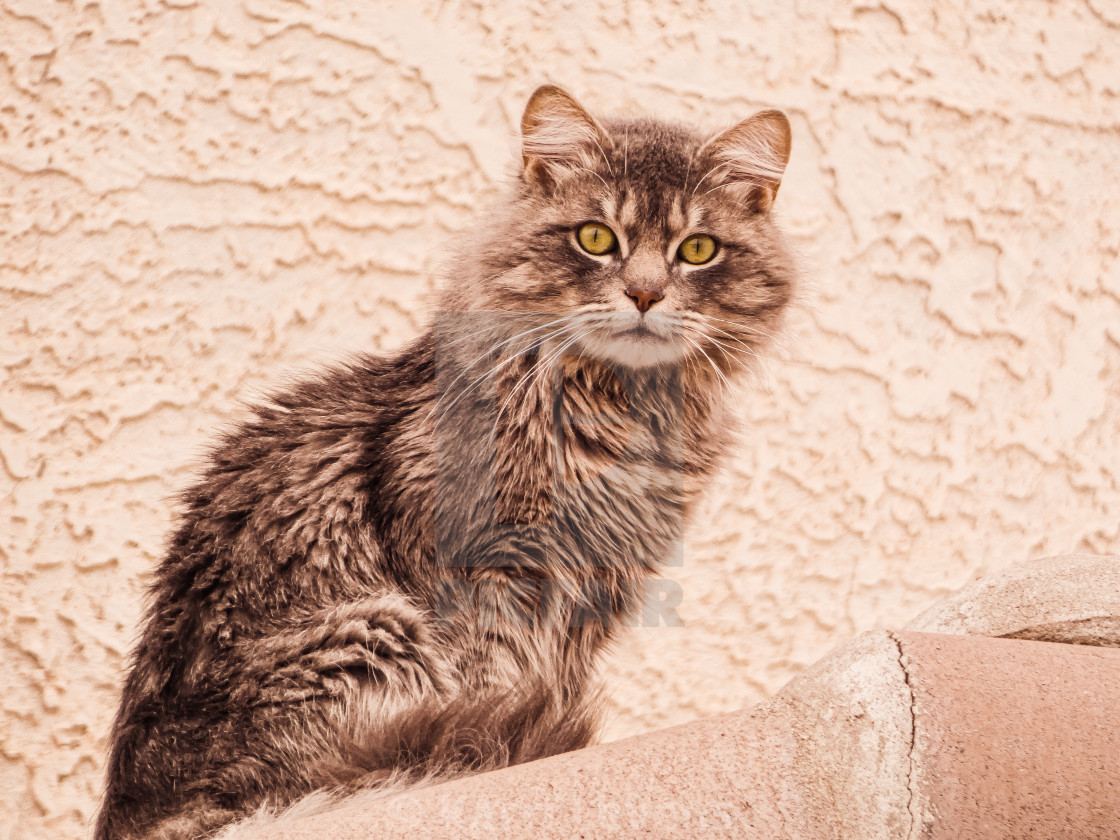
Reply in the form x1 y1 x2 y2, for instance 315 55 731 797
2 1 1119 837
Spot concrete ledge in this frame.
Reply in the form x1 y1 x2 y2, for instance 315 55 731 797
259 631 1120 839
245 556 1120 839
906 554 1120 645
900 633 1120 838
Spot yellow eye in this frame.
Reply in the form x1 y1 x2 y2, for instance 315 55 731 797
678 234 717 265
577 222 617 256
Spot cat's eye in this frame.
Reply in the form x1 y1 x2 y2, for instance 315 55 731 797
577 222 617 256
678 234 718 265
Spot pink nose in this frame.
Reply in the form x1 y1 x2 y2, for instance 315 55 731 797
626 287 664 313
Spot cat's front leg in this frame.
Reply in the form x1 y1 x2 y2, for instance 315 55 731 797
97 593 457 840
228 593 457 710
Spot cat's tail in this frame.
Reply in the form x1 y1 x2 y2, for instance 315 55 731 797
209 681 600 840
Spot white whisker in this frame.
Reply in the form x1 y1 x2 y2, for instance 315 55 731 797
680 333 735 404
623 128 629 180
689 314 824 370
690 159 737 199
427 321 581 425
571 167 612 194
689 313 782 343
590 136 616 179
705 331 822 372
487 327 591 446
426 315 581 422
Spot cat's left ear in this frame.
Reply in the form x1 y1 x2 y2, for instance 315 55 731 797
697 110 792 212
521 85 612 191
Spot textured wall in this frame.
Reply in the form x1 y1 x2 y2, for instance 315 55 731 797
2 1 1119 837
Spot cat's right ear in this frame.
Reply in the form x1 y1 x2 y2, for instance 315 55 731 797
520 85 611 191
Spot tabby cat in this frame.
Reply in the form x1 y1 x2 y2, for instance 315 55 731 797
95 85 796 839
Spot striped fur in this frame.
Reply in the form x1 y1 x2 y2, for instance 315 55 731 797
95 86 796 840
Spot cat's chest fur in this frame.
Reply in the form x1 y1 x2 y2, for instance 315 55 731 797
429 355 699 614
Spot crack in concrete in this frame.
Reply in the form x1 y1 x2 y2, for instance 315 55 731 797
888 631 920 840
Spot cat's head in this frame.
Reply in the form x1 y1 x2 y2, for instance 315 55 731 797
459 85 796 372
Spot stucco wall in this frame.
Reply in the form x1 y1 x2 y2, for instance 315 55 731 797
2 1 1118 837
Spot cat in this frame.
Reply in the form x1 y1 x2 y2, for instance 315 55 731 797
94 84 796 840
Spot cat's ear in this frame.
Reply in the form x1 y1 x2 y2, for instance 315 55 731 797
697 110 792 212
520 85 611 190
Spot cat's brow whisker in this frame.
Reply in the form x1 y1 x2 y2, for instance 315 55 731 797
590 136 616 179
690 159 737 199
682 151 695 193
699 180 759 201
572 167 612 194
623 128 629 180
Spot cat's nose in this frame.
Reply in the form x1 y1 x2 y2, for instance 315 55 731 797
625 285 664 313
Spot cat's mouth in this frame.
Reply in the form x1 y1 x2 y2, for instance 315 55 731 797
575 316 687 368
615 323 660 338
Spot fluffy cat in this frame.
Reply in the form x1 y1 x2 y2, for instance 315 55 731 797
95 85 796 840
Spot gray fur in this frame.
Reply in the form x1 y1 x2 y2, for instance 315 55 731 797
95 86 796 840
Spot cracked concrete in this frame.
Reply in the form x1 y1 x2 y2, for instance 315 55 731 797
887 632 920 840
768 630 912 839
897 632 1120 839
234 628 1120 839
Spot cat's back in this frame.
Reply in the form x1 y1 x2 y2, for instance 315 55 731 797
97 339 447 840
144 337 438 648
